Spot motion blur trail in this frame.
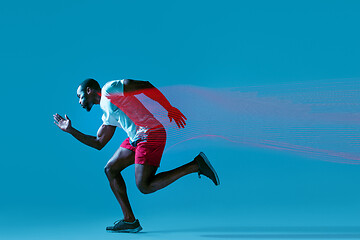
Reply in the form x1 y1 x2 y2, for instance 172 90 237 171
135 79 360 164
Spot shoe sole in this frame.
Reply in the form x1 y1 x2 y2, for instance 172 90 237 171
106 226 143 233
199 152 220 186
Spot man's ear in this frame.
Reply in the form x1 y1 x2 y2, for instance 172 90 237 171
86 87 93 94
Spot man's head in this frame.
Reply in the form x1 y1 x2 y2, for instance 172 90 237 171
77 78 101 112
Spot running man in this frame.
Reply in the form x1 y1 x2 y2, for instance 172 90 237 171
53 78 219 233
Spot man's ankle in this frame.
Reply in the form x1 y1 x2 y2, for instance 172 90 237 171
124 217 136 223
191 159 200 172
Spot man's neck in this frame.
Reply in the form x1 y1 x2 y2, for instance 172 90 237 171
95 90 101 104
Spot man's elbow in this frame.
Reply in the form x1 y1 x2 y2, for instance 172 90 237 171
95 141 105 151
124 79 153 95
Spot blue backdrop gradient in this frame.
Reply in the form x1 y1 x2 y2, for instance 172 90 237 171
1 1 360 239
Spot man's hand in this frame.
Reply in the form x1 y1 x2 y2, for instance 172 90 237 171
53 113 115 150
168 106 187 128
53 113 72 132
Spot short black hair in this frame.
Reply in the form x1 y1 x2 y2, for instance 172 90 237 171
79 78 101 92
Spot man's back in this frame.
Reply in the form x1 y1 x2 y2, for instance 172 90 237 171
100 79 162 144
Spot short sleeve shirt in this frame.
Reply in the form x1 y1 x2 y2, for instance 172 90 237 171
100 80 139 144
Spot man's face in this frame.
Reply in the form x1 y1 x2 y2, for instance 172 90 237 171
77 86 94 112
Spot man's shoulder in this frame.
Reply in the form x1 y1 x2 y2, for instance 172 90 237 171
102 79 124 95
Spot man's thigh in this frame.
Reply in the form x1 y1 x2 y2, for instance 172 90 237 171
135 127 166 167
135 164 158 187
106 147 135 172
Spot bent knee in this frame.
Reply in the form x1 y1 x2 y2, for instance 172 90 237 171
136 182 153 194
104 164 119 178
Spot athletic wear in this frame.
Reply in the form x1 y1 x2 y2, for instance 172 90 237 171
106 219 143 233
121 127 166 167
195 152 220 186
100 79 163 147
100 80 166 166
100 80 138 145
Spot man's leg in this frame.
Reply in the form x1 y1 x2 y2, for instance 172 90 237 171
104 147 136 222
135 160 199 194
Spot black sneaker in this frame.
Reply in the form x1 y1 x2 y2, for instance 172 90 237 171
106 219 143 233
195 152 220 186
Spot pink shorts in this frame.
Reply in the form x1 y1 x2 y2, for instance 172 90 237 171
120 127 166 167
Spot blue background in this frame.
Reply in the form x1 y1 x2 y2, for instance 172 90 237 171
1 1 360 239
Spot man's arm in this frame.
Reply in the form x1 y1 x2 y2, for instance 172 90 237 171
123 79 172 109
122 79 187 128
53 113 116 150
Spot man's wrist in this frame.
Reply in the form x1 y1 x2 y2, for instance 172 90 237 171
67 126 75 134
165 104 173 111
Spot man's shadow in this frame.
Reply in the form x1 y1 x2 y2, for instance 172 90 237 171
149 226 360 239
